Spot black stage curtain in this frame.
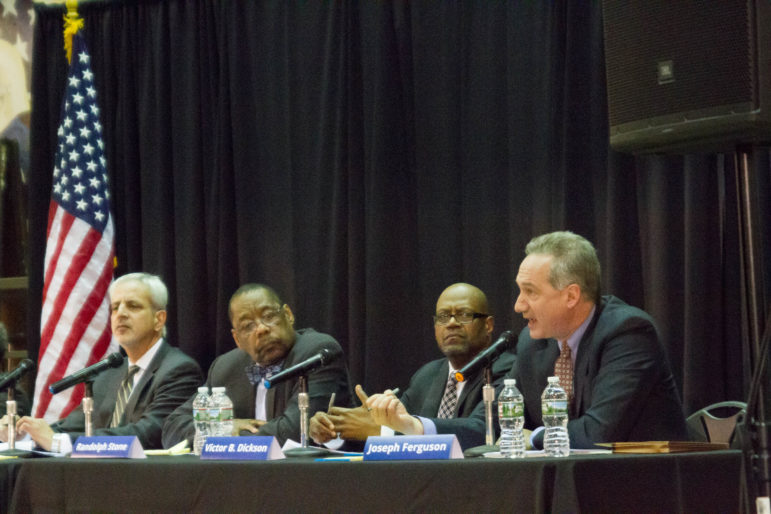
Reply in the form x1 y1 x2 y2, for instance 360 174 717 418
28 0 771 415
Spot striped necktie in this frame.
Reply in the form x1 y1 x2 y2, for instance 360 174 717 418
111 365 140 428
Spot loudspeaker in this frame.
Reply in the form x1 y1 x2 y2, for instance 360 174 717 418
602 0 771 154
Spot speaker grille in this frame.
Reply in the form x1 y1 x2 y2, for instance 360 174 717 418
603 0 753 127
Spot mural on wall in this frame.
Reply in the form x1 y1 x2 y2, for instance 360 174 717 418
0 0 34 276
0 0 32 170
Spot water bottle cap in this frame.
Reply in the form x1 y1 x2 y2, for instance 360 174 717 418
197 386 209 393
212 386 226 393
547 376 559 383
504 378 516 386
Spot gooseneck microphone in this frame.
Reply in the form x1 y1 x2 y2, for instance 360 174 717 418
454 330 514 382
49 352 125 394
264 346 342 389
0 359 35 392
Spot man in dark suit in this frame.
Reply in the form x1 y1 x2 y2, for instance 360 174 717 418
162 283 351 447
14 272 202 451
0 322 31 418
508 231 688 449
310 283 514 450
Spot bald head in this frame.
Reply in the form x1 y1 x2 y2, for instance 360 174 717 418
433 283 494 369
436 283 489 313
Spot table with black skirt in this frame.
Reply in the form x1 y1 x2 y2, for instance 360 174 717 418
1 450 743 513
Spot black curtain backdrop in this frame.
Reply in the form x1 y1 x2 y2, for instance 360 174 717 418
27 0 771 416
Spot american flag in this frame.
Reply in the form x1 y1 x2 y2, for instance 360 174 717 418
32 33 118 422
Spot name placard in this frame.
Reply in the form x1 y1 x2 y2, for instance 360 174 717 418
363 435 463 461
71 436 146 459
200 436 284 460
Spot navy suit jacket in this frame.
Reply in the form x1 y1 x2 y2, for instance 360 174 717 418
400 350 515 450
162 328 351 447
53 340 203 449
508 295 688 449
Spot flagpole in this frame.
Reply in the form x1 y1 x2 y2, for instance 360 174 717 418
63 0 82 65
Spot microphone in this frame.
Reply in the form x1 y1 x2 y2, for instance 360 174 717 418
264 346 342 389
49 352 125 394
454 330 515 382
0 359 35 392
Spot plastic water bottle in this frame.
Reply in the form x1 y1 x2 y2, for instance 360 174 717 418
192 386 210 455
497 378 525 458
210 387 234 436
542 376 570 457
208 387 222 436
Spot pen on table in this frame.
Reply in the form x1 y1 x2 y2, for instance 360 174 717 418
327 393 336 413
366 388 401 411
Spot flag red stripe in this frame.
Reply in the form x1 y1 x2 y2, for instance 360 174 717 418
34 250 114 417
39 220 102 351
41 206 75 312
46 199 57 238
56 327 114 418
39 250 114 387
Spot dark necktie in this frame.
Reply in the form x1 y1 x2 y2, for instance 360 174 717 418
554 341 574 402
437 375 458 419
111 365 140 428
245 363 282 386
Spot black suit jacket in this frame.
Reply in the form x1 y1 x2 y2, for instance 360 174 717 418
508 295 688 449
399 350 515 450
52 340 203 449
162 328 351 447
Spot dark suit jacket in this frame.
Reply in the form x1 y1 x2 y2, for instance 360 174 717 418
399 350 516 450
0 374 30 417
508 295 688 449
52 340 203 449
161 328 351 448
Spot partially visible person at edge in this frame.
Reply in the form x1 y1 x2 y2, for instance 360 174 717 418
0 322 31 418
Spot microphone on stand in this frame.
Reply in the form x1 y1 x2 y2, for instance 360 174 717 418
264 347 342 389
454 330 516 458
0 359 35 391
49 352 124 394
266 345 343 458
0 359 35 457
455 330 514 382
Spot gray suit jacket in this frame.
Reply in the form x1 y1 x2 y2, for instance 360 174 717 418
53 340 203 449
508 295 688 449
161 328 351 447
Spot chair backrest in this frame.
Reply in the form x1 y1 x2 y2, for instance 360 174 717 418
686 401 746 445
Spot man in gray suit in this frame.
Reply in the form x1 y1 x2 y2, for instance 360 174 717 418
162 283 351 447
14 272 202 452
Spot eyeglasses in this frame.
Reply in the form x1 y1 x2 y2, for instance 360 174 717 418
235 308 284 335
433 311 489 326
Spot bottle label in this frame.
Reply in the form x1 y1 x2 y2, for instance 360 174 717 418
499 402 524 418
542 400 568 415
